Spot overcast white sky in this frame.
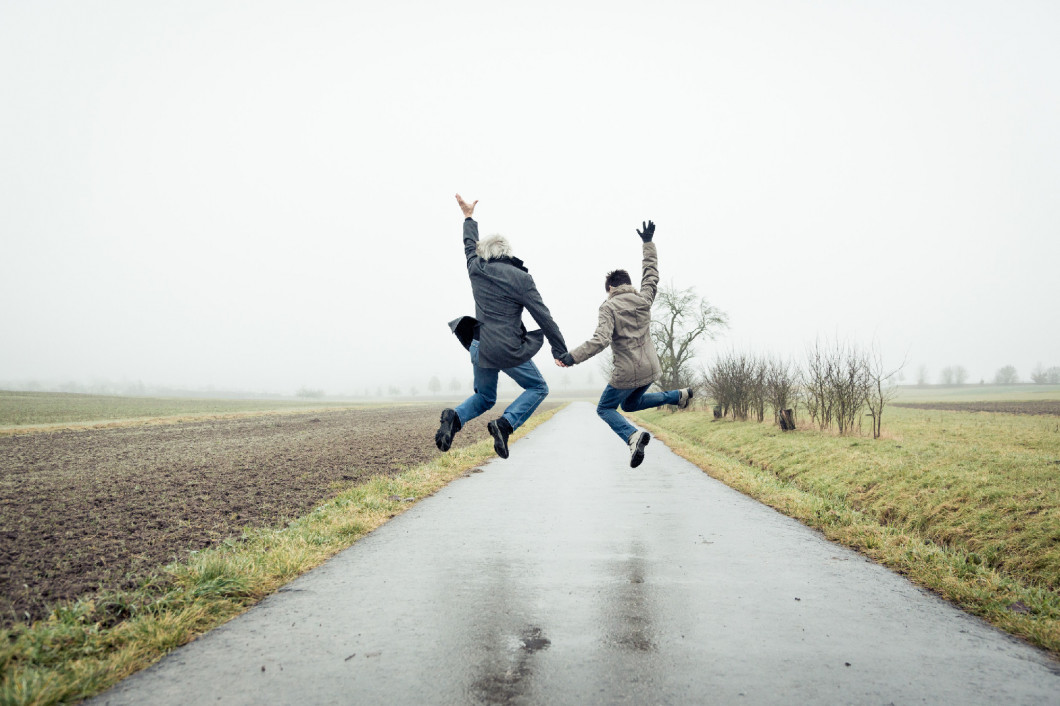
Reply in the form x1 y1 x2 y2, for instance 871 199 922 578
2 0 1058 395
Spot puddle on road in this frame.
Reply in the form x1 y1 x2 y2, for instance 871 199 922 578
469 624 551 705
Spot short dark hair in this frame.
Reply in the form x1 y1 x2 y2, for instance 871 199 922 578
605 269 632 291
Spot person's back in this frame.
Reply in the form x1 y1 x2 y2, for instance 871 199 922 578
463 218 566 370
567 239 661 391
600 278 660 390
436 194 568 461
555 221 692 468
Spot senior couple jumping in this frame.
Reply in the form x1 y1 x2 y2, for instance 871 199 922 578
435 194 692 468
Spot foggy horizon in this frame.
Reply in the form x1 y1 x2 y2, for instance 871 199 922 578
3 1 1058 399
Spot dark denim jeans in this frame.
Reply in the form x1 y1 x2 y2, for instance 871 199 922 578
597 383 680 441
454 340 549 431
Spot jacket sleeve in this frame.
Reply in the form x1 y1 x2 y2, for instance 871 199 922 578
522 281 568 358
463 218 479 269
639 241 659 306
570 304 615 364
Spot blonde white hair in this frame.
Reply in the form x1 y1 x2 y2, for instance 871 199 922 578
476 235 513 261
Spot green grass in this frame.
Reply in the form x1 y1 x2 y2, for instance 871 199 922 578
0 406 563 705
0 390 371 428
633 404 1060 656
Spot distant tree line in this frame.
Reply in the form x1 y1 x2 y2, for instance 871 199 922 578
1029 364 1060 384
915 364 1060 386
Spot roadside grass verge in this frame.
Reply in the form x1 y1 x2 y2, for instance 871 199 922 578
633 405 1060 657
0 406 562 705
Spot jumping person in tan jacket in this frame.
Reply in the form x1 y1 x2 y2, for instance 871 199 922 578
555 220 692 468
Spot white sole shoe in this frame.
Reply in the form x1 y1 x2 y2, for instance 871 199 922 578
628 431 650 468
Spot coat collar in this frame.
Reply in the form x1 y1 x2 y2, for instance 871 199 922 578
491 255 529 273
607 283 636 298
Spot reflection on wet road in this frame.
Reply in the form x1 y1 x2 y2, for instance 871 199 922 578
605 544 656 654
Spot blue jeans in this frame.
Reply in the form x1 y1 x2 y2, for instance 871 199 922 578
597 383 680 441
454 340 549 431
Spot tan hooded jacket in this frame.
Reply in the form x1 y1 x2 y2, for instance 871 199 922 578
570 242 662 389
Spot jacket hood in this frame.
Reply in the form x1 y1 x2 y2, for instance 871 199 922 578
607 283 637 299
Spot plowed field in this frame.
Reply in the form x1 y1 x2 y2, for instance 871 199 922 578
892 400 1060 415
0 404 538 626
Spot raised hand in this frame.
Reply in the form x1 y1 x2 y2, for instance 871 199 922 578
456 193 478 218
637 220 655 242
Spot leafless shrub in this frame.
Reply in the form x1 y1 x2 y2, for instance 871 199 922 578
704 351 763 421
804 338 870 435
765 356 800 426
865 345 904 439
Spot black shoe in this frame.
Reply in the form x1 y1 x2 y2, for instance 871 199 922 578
435 408 461 452
487 417 513 459
628 431 650 468
677 387 694 409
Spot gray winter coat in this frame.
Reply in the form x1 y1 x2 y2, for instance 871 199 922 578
449 218 566 370
570 241 662 389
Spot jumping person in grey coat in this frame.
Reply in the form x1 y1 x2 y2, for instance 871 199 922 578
555 220 692 468
435 194 569 459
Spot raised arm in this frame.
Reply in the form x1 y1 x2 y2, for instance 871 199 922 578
456 193 480 268
636 220 660 306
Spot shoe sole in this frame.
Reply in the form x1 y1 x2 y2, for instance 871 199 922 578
487 421 510 459
435 411 454 452
630 433 650 468
434 428 451 452
678 388 694 410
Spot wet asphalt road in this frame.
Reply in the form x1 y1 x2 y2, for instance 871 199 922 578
91 402 1060 705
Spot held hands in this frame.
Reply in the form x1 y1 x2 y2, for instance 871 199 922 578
554 352 576 368
637 220 655 242
456 193 478 219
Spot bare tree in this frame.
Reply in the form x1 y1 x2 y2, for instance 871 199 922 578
994 365 1019 384
804 339 835 430
765 356 799 426
805 338 869 434
1031 363 1047 384
865 346 904 439
705 351 756 421
651 284 728 390
831 343 870 435
916 365 930 386
940 366 955 386
749 355 767 422
1029 363 1058 384
428 376 442 395
940 365 968 386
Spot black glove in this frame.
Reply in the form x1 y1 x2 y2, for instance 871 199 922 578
560 352 575 366
637 220 655 242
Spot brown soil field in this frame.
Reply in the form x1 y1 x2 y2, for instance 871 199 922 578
892 400 1060 415
0 404 546 627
